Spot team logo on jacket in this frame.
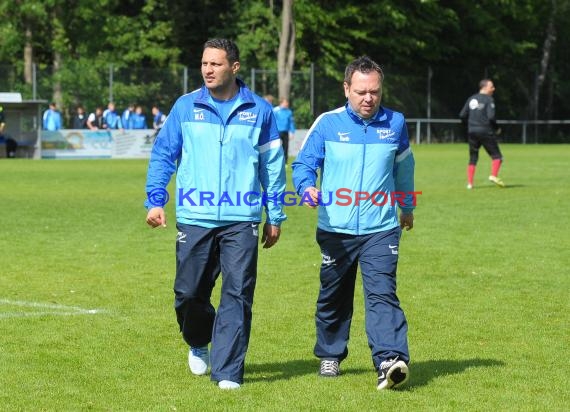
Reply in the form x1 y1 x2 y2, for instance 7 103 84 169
238 111 257 122
469 98 484 110
193 108 205 120
377 128 396 140
337 131 350 142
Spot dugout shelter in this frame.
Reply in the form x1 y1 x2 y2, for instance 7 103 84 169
0 92 46 159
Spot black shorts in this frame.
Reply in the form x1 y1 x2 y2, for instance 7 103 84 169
468 132 502 164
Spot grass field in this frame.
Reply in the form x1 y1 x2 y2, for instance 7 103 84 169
0 144 568 411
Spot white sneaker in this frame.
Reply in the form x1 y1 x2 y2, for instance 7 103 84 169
218 380 241 389
377 357 409 390
188 346 209 375
467 183 473 190
488 175 505 187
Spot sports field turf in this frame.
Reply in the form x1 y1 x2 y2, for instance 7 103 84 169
0 144 568 411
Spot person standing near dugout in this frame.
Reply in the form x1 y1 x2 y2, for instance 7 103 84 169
292 56 415 390
459 79 505 189
272 97 296 165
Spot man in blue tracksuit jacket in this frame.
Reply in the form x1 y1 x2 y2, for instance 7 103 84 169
42 102 63 131
273 98 296 165
145 39 286 390
292 56 417 390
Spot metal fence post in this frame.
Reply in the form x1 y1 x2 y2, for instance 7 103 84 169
416 120 421 144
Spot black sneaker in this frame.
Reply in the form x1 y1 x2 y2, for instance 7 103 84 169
319 360 340 377
377 357 409 390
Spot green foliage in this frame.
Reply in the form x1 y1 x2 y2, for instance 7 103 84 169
230 0 280 70
1 0 569 123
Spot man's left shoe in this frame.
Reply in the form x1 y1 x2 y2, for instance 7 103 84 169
218 380 241 389
377 357 409 390
488 175 505 187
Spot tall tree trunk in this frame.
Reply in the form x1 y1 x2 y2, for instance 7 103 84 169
530 0 557 119
23 27 33 85
52 5 64 112
277 0 295 101
53 51 63 108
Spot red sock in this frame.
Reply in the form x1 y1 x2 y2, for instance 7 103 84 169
467 164 476 185
491 159 502 177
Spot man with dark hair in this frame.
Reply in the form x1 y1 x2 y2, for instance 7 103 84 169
459 79 505 189
145 38 286 390
292 56 415 390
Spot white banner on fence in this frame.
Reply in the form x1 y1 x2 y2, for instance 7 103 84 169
111 130 156 158
41 129 308 159
41 129 156 159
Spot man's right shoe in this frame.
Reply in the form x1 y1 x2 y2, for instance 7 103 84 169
377 357 409 390
188 346 209 375
319 360 340 377
489 175 505 187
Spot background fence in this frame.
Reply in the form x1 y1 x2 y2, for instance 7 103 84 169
1 63 569 143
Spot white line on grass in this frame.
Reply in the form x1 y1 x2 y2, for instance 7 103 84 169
0 298 106 318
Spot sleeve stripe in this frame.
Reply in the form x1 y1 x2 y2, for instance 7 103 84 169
396 147 412 163
259 138 282 154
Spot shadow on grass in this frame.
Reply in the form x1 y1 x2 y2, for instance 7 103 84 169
246 359 370 383
405 358 505 389
470 184 525 190
246 357 504 386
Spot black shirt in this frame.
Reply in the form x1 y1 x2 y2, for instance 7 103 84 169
459 93 497 135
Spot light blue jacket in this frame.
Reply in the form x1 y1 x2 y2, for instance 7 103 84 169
292 103 416 235
42 109 62 131
273 106 296 133
104 110 123 129
145 80 287 227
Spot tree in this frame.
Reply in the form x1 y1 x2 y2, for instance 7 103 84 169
277 0 295 101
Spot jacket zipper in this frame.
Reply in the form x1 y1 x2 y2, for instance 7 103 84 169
357 123 368 235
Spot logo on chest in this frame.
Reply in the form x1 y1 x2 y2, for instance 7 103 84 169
377 128 396 140
238 111 257 122
194 108 205 121
337 131 350 142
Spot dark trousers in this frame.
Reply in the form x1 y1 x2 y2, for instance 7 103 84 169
279 131 289 164
174 221 259 384
468 132 502 164
314 226 409 369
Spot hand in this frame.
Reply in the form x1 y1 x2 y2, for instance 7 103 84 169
303 186 320 209
400 212 414 231
261 223 280 249
146 207 166 228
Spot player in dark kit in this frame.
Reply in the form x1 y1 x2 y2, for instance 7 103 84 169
459 79 505 189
